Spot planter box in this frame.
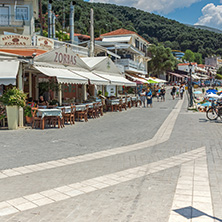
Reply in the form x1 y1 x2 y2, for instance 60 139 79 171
6 106 19 130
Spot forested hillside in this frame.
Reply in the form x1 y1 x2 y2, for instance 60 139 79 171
41 0 222 58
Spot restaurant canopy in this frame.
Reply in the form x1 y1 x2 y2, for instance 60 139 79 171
82 57 136 86
34 65 88 84
69 70 109 85
0 60 20 85
33 46 90 84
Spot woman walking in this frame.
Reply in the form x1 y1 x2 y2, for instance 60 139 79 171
140 89 146 107
171 86 176 100
146 88 153 108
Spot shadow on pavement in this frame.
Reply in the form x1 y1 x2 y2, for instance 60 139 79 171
174 206 222 221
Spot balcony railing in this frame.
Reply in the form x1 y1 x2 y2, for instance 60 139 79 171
116 59 146 72
0 15 26 27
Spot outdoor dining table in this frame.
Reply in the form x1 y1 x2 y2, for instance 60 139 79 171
37 108 62 130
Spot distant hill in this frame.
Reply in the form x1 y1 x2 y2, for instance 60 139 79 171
41 0 222 58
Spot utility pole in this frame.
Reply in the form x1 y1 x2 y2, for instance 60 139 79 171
39 0 43 36
48 0 53 38
70 1 76 44
89 8 94 57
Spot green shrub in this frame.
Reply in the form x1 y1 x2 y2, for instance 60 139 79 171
0 87 27 107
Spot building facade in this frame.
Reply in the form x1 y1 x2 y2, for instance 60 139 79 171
95 28 151 77
0 0 39 35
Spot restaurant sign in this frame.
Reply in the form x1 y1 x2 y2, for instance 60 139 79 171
0 35 32 46
35 45 89 69
37 36 54 50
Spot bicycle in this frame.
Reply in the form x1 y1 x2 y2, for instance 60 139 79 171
206 100 222 120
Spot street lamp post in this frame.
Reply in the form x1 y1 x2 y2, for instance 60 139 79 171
188 62 193 108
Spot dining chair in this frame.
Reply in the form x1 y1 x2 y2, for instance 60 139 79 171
88 103 96 119
97 102 103 117
31 107 42 129
76 105 89 122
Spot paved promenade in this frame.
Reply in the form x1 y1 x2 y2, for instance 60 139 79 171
0 93 222 222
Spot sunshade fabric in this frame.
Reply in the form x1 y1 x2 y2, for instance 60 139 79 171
93 71 136 86
69 70 109 85
34 66 88 84
0 60 19 85
102 36 132 43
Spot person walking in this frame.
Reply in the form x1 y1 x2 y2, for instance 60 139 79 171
156 86 161 102
140 89 146 107
171 86 176 100
160 87 166 102
146 88 153 108
180 85 184 99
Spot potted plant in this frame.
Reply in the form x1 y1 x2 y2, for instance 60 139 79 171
0 87 27 130
24 106 32 124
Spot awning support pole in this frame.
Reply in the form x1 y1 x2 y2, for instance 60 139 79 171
58 84 62 106
18 64 24 127
29 72 32 97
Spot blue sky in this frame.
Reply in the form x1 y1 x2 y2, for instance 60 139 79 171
84 0 222 30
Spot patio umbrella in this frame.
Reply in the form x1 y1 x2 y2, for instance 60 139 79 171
206 93 219 98
147 79 158 84
193 91 202 94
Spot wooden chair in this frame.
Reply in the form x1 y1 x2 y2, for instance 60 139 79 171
62 105 76 125
76 105 89 122
97 102 103 117
88 103 96 119
118 99 123 112
31 107 42 129
122 98 127 110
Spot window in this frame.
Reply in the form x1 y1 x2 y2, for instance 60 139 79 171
0 6 9 25
135 39 139 49
16 6 29 20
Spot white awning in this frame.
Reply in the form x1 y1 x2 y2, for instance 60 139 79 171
69 70 109 85
0 60 20 85
93 71 136 86
34 66 88 84
102 36 132 43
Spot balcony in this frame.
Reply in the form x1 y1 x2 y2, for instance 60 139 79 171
0 15 26 27
116 59 147 74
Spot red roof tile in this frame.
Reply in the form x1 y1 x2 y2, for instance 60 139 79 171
178 63 197 66
101 28 150 44
0 48 47 57
101 28 136 36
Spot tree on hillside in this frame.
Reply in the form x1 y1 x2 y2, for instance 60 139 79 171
182 50 195 62
147 44 177 77
194 52 203 64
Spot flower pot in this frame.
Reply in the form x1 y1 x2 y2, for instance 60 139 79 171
25 116 33 124
6 106 19 130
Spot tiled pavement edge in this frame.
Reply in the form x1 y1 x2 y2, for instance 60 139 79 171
0 147 205 217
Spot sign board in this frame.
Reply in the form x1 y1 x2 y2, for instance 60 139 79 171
37 36 54 50
0 35 32 46
35 45 89 69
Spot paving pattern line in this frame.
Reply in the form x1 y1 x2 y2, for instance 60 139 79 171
0 99 184 180
168 147 214 222
0 146 205 217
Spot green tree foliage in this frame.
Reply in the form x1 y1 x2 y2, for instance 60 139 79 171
40 0 222 59
217 67 222 75
148 44 177 77
194 52 203 64
182 50 195 62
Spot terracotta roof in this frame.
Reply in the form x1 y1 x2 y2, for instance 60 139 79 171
101 28 136 37
67 33 90 39
0 48 47 57
178 63 197 66
197 64 205 68
95 37 102 41
101 28 150 44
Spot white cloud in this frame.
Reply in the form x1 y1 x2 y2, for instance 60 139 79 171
195 3 222 30
89 0 201 14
